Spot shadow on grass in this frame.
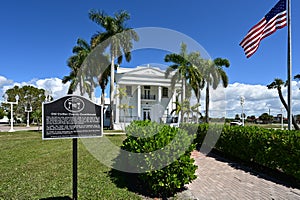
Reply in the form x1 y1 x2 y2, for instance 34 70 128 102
40 196 72 200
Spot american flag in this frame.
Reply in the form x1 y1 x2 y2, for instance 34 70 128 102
240 0 287 58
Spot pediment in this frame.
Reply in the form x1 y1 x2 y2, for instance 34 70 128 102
125 67 165 77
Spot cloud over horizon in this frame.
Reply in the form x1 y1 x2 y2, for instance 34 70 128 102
1 76 300 118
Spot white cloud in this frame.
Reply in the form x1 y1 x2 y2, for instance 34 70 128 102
1 75 300 119
35 78 69 99
205 81 300 118
0 76 13 89
0 77 69 100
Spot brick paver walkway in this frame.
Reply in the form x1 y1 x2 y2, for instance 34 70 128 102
186 151 300 200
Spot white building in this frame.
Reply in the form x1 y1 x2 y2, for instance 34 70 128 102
113 65 179 127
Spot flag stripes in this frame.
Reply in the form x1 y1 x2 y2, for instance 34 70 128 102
240 0 287 58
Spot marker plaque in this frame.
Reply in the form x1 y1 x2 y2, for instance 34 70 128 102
42 95 103 139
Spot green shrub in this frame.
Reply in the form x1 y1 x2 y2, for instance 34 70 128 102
121 121 197 197
216 126 300 180
189 123 300 181
180 123 208 150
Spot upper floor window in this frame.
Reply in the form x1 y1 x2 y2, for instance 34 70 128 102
162 87 168 98
126 86 132 96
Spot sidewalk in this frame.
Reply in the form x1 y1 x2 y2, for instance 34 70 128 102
181 151 300 200
0 124 40 132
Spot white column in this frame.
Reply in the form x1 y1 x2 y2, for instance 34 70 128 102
158 86 162 102
9 103 14 132
115 85 120 123
171 89 176 112
137 85 141 120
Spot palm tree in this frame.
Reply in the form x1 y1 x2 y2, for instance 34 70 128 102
32 109 42 130
98 66 110 105
267 78 299 130
294 74 300 81
165 43 203 122
201 58 230 123
62 38 94 95
89 10 139 129
62 56 79 95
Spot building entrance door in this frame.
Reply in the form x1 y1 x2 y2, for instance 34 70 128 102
143 109 151 121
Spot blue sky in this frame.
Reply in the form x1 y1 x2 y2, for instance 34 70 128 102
1 0 300 117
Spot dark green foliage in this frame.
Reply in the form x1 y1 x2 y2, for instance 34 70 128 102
2 85 48 123
180 123 208 150
121 121 197 197
0 107 5 119
217 126 300 180
190 123 300 181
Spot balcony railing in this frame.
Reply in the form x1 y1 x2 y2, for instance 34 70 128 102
141 94 156 100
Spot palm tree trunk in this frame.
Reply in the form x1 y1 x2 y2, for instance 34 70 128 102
205 85 210 123
110 56 115 130
98 73 105 107
197 90 201 123
277 88 299 130
101 88 105 106
181 77 186 123
79 76 83 96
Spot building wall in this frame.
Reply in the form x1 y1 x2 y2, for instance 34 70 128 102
115 66 180 125
117 84 174 123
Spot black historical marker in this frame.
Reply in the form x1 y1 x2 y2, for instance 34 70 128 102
42 95 103 139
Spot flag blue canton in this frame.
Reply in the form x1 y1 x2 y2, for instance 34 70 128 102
240 0 287 58
265 0 286 22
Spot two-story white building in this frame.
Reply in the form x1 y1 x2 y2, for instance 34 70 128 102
113 65 179 128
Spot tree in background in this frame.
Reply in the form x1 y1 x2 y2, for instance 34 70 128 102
32 109 42 130
89 10 139 129
1 85 48 124
0 107 5 119
259 113 273 124
200 58 230 123
62 38 94 96
267 78 299 130
165 43 204 122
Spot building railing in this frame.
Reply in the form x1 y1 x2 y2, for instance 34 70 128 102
141 94 156 100
119 116 139 123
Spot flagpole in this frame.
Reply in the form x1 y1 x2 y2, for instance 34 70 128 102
287 0 292 130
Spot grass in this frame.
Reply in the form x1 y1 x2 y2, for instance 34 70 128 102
0 131 142 200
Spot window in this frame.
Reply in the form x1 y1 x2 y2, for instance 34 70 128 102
162 87 168 98
105 110 111 119
126 86 132 96
144 86 150 98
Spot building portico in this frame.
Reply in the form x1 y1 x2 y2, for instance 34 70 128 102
114 66 179 126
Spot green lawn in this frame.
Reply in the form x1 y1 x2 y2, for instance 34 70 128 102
0 131 142 200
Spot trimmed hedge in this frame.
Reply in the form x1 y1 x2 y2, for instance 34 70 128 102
121 120 197 197
188 123 300 181
218 125 300 180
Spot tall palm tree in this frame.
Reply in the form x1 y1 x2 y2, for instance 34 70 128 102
62 38 94 95
267 78 299 130
201 58 230 123
165 43 203 122
89 10 139 129
62 56 79 95
98 66 110 105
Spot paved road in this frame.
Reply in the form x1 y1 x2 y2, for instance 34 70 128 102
0 124 40 132
184 151 300 200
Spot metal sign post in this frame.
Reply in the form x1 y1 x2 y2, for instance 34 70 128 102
42 95 103 199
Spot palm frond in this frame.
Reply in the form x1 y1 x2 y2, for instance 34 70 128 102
165 65 178 78
294 74 300 80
